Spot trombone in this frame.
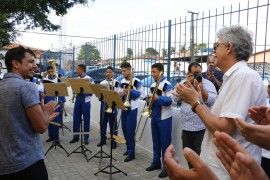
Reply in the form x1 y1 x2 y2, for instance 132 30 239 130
123 68 134 107
135 71 163 142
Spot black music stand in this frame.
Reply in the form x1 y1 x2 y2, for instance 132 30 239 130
67 78 93 162
43 83 69 155
95 90 127 179
59 78 72 134
88 84 116 166
60 104 71 135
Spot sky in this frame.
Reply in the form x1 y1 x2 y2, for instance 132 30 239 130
16 0 251 50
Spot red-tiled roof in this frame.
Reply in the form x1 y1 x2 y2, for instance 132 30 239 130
2 42 45 52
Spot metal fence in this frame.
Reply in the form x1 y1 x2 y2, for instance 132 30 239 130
41 0 270 81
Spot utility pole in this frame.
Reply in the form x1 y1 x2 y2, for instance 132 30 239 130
188 11 199 62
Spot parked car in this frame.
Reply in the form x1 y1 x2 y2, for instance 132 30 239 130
86 67 122 84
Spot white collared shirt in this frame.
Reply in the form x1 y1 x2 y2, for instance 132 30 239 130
78 74 94 103
100 79 121 93
0 72 4 79
200 61 267 179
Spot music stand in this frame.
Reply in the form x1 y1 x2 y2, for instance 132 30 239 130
43 83 69 155
58 78 72 134
59 78 71 87
88 84 116 166
95 90 127 179
67 78 93 162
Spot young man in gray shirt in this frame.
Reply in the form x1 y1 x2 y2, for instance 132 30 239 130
0 46 59 180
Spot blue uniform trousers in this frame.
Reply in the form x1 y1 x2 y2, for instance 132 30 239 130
151 117 172 169
73 99 91 141
48 107 63 140
101 112 118 144
121 108 138 156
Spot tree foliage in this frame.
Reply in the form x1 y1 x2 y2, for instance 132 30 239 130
77 44 101 65
180 45 188 53
0 0 94 46
195 43 208 52
171 47 176 53
145 47 159 56
126 48 133 59
161 48 167 57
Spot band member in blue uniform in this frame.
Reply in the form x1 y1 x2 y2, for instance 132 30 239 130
42 66 66 142
120 62 145 162
98 66 121 149
145 63 173 178
70 64 94 145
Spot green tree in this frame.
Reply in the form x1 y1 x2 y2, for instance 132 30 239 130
180 45 188 53
0 0 94 46
162 48 167 57
126 48 133 59
145 47 159 56
77 44 101 65
171 47 176 53
195 43 208 52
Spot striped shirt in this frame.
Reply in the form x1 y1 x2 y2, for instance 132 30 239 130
174 78 217 131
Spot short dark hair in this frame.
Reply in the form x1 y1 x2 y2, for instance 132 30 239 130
47 65 53 71
106 66 114 71
120 62 131 69
27 49 36 58
188 62 202 73
151 63 164 72
4 46 35 72
78 64 86 72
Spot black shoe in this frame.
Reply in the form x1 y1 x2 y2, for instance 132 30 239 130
97 141 106 147
46 137 54 142
158 169 168 178
112 143 117 149
54 139 60 144
146 165 161 171
69 138 79 143
123 151 128 156
124 155 135 162
84 139 89 145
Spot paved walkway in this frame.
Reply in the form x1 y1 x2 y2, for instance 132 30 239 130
42 107 170 180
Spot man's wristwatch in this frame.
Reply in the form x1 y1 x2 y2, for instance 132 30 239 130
191 100 204 113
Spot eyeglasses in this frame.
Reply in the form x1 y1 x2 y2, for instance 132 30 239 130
213 42 227 50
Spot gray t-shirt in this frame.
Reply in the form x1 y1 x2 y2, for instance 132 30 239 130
0 73 44 175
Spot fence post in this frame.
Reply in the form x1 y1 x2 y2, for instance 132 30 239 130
72 46 75 78
113 34 116 70
84 42 87 65
59 50 62 72
167 20 172 80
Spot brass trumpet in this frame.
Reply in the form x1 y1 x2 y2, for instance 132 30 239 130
104 78 115 113
135 71 163 142
123 68 134 107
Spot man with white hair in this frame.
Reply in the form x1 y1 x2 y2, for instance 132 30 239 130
173 25 267 179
